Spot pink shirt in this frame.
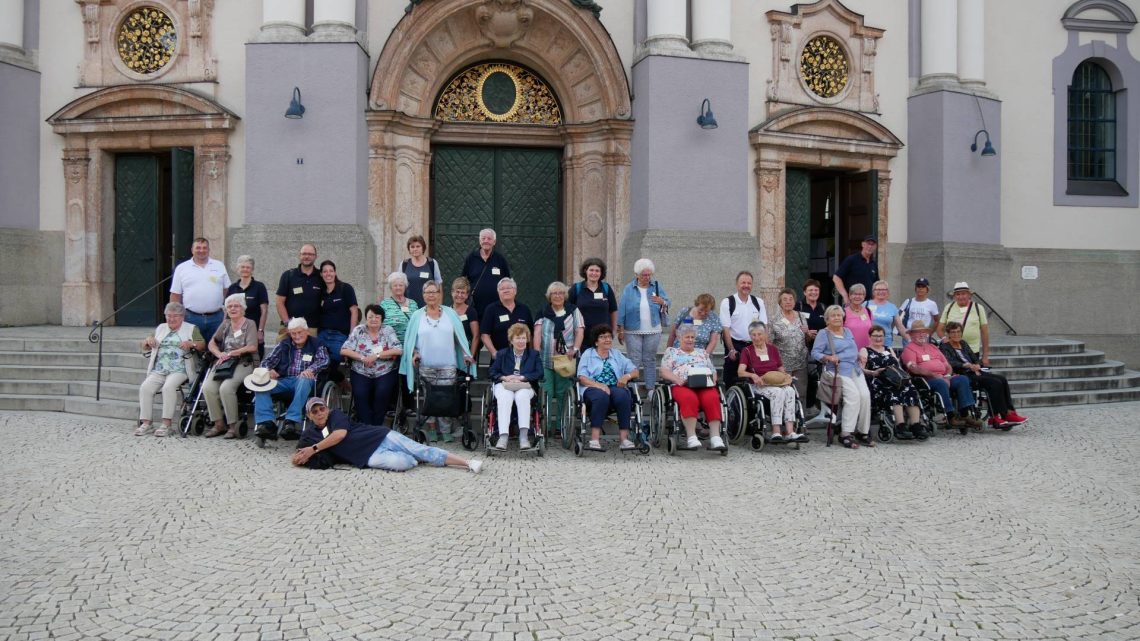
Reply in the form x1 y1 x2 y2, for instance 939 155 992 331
901 341 952 377
843 305 874 350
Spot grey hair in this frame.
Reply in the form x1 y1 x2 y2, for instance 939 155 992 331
676 323 698 338
234 254 254 270
386 271 409 287
545 281 569 299
633 258 655 275
163 302 185 315
747 321 768 335
872 279 888 292
824 304 845 321
223 293 246 309
287 317 309 331
849 283 866 297
497 277 518 290
479 228 497 241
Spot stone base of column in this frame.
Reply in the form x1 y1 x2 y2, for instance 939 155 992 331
253 23 307 43
639 34 694 60
690 39 744 61
309 22 357 43
898 241 1013 308
0 229 63 325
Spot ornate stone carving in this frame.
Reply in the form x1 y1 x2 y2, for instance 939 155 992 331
81 1 100 43
476 0 534 48
435 62 562 125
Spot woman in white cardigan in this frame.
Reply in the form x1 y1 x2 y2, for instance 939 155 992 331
136 302 205 437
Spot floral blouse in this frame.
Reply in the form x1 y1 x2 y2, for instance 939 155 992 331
670 307 723 351
152 333 187 375
345 324 402 378
769 312 809 372
661 346 715 380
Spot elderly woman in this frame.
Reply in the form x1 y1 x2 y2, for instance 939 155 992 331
136 302 205 437
770 287 811 403
577 325 640 451
901 321 980 429
401 234 443 308
617 258 670 389
533 281 584 436
843 283 874 351
811 305 873 448
380 271 419 346
489 324 544 450
659 324 725 450
667 293 722 354
317 260 359 364
940 321 1027 429
251 317 330 440
567 257 617 349
203 293 259 439
226 254 268 357
340 304 402 427
450 276 480 351
400 281 476 442
867 280 908 349
480 277 534 354
738 322 804 443
861 325 926 440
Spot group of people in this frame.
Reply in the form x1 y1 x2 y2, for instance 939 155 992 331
135 231 1027 470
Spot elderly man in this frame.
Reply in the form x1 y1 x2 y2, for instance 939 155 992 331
833 235 879 305
250 318 329 439
937 282 991 366
461 228 511 321
480 277 534 354
275 243 323 339
901 321 981 429
169 237 230 343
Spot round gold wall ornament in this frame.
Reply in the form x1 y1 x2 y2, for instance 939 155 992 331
117 6 177 75
435 62 562 126
476 65 523 122
800 35 849 99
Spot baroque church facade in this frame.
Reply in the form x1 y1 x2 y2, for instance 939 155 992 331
0 0 1137 344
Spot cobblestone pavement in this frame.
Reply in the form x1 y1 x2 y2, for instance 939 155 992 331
2 403 1138 641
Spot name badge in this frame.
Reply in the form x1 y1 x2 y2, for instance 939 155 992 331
693 319 703 326
498 314 509 322
234 330 243 337
302 354 313 362
321 427 329 438
799 312 810 322
457 314 467 321
371 345 384 355
868 304 878 312
419 271 430 279
758 352 770 362
209 275 219 284
782 318 792 326
491 267 501 275
594 292 604 300
292 287 303 295
921 354 931 362
400 306 409 312
752 314 760 322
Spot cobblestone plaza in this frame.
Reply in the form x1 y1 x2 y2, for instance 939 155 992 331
2 405 1138 641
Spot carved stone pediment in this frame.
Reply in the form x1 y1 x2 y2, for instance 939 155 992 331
476 0 535 48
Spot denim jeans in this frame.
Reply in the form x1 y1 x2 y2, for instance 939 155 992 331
623 332 659 388
367 430 449 471
926 375 974 413
318 329 348 364
254 375 315 423
185 310 223 346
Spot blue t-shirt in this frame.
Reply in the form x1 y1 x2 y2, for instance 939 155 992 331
322 409 391 468
866 301 899 348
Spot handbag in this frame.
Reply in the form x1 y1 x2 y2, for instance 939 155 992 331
212 359 238 380
879 364 911 390
501 381 530 392
422 380 465 417
760 371 793 387
685 366 714 389
552 354 576 378
815 330 840 403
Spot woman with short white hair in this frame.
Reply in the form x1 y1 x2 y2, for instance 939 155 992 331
533 281 584 436
136 302 205 438
617 258 670 389
380 271 418 345
203 293 260 439
226 254 269 357
812 304 873 449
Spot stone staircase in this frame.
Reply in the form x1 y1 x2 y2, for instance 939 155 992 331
0 327 1136 420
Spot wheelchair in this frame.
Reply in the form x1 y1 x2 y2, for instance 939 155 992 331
723 381 806 452
479 382 546 456
563 383 649 456
648 383 728 456
320 361 355 418
396 370 473 446
254 367 334 448
909 376 953 436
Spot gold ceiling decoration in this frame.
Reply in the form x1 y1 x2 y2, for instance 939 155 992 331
117 6 178 75
800 35 849 99
435 63 562 126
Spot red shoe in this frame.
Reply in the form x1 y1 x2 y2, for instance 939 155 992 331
1004 411 1028 425
988 417 1006 429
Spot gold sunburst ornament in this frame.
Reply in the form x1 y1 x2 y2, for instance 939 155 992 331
435 62 562 126
117 7 177 75
800 35 849 99
477 65 522 122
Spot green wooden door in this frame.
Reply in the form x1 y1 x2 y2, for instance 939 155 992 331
784 168 811 292
432 146 561 312
171 147 195 265
114 154 162 326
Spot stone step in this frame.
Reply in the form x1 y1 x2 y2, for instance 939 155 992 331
0 380 72 397
0 394 67 412
987 350 1106 369
0 337 144 354
64 396 141 422
1009 371 1140 394
986 340 1085 356
0 365 146 385
68 380 147 403
993 360 1125 381
0 351 149 368
1013 387 1140 408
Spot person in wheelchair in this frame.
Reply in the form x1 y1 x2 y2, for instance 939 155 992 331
251 318 330 439
489 323 544 450
340 304 402 427
658 324 725 450
203 293 260 439
940 321 1027 428
136 302 205 437
577 325 640 451
861 325 927 440
901 321 981 429
737 321 805 443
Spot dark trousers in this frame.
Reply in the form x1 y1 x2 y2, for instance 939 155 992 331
969 372 1015 416
352 370 399 426
722 338 750 387
583 386 632 430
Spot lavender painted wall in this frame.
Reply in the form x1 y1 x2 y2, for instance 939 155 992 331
906 90 1002 245
0 63 40 229
245 42 368 225
630 55 749 232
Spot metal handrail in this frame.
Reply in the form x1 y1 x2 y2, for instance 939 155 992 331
88 274 174 401
946 290 1018 337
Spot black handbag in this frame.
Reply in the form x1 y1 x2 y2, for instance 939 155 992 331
422 381 466 417
879 364 911 390
212 359 238 380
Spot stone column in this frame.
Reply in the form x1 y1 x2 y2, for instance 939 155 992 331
755 161 785 311
877 173 892 278
0 0 22 51
563 121 633 283
312 0 356 41
920 0 957 83
196 145 230 263
691 0 732 56
957 0 985 86
645 0 688 54
61 149 94 326
260 0 306 41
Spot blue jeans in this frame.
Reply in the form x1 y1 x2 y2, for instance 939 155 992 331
926 375 974 413
351 370 398 426
254 375 315 423
186 310 223 345
367 430 449 471
318 329 348 364
583 386 632 430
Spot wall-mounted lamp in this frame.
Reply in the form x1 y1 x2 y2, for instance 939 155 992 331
285 87 305 119
971 130 996 157
696 98 718 130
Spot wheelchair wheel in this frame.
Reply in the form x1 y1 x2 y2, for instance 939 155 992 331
238 417 250 439
648 388 664 448
725 385 749 444
178 414 193 438
460 427 476 451
562 389 577 450
876 421 894 443
191 414 208 436
666 434 676 456
573 437 583 457
750 434 765 451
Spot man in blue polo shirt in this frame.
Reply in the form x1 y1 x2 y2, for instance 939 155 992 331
461 229 511 322
832 235 879 305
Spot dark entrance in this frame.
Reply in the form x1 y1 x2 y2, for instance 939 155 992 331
113 148 195 326
431 145 561 312
785 168 878 303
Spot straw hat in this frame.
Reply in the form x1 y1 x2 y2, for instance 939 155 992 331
243 367 278 392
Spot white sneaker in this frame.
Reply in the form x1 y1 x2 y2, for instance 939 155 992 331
134 423 154 437
468 460 483 474
620 439 637 450
494 435 508 450
686 435 701 449
709 435 726 450
519 434 532 450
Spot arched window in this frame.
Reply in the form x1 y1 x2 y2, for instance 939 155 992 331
1067 61 1117 184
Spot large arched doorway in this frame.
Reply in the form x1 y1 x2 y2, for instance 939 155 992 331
366 0 631 298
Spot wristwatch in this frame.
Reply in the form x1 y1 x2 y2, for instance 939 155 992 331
311 445 319 453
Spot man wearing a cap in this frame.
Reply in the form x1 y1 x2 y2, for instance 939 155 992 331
937 282 990 366
899 278 942 337
292 397 482 474
832 235 879 305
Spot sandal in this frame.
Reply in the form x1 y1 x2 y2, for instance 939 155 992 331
855 433 875 447
153 426 168 437
586 440 606 452
839 434 859 449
